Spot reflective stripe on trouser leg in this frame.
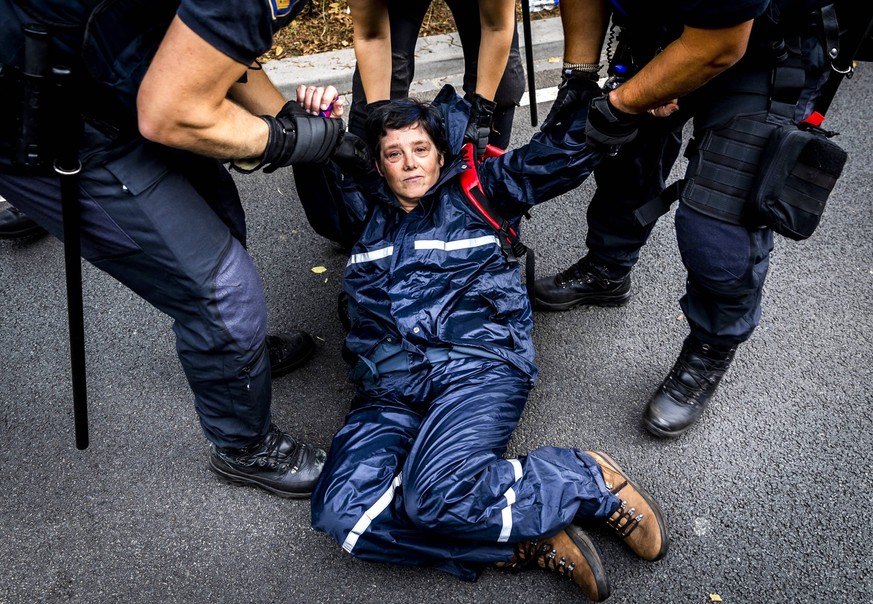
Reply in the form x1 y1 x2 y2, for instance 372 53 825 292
312 359 618 581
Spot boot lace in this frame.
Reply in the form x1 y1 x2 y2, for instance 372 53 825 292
216 425 302 473
556 257 599 286
512 539 578 582
604 489 644 539
663 341 735 405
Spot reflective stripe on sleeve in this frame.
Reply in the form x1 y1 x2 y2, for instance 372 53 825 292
414 235 498 252
347 246 394 266
342 473 403 553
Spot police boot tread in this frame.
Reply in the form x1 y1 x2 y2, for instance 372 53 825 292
499 526 611 602
209 424 326 498
533 255 631 311
585 451 669 562
644 335 737 438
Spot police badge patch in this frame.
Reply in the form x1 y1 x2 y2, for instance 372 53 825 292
268 0 294 19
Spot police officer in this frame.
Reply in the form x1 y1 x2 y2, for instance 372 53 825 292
535 0 837 437
0 0 354 496
346 0 523 157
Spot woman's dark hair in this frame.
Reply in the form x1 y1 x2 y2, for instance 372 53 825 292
364 98 448 158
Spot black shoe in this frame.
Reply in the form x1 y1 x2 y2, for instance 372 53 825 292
209 424 326 498
0 204 47 240
644 335 737 438
267 331 315 378
533 255 631 311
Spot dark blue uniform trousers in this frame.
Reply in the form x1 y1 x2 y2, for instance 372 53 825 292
0 132 272 448
311 358 619 581
585 64 781 347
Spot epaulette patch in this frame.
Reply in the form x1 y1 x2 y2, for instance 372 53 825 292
268 0 295 20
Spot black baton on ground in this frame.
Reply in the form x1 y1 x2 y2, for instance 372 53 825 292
521 0 538 126
53 66 89 450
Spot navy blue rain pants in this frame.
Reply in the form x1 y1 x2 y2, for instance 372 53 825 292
311 358 619 581
585 62 787 347
0 130 273 449
348 0 526 149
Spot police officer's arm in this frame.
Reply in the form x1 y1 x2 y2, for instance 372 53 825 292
347 0 392 103
608 21 754 115
137 16 270 162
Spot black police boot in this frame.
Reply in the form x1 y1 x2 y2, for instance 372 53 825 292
209 424 326 498
0 204 47 240
267 331 315 378
644 335 737 438
533 255 631 311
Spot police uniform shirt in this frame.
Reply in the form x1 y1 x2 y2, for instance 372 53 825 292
177 0 307 64
610 0 769 29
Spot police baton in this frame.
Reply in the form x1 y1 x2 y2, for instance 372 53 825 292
52 66 89 450
521 0 538 126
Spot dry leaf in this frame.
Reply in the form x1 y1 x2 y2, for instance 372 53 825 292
274 45 284 56
708 595 723 603
676 313 686 322
311 266 327 274
341 40 349 47
548 56 560 63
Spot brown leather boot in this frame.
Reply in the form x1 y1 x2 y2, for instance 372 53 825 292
499 526 611 602
586 451 669 561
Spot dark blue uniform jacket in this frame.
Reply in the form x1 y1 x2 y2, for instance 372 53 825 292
295 86 604 385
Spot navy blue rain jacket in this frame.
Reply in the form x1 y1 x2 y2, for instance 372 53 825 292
294 85 603 385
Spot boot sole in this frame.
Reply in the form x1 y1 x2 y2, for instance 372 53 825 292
565 525 612 602
589 451 670 561
208 456 314 499
533 290 632 312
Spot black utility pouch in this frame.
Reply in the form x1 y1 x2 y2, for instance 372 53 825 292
748 116 847 240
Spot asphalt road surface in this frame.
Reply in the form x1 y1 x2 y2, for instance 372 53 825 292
1 69 871 603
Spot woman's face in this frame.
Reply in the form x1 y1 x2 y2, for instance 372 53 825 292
376 122 444 212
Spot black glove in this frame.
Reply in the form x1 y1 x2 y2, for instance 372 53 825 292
331 132 373 177
464 93 497 161
585 94 641 152
541 69 602 131
233 100 345 173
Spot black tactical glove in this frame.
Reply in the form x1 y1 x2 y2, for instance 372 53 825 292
541 69 603 131
233 100 345 173
464 93 497 161
331 131 373 177
585 93 641 152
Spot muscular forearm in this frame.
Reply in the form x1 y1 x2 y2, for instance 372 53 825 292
474 0 516 100
609 21 753 114
348 0 391 102
558 0 610 65
137 16 271 162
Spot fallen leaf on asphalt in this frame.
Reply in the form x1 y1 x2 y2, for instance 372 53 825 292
548 56 560 63
708 595 722 602
311 266 327 274
676 313 685 322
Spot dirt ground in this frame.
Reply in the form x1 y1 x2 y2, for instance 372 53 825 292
265 0 557 61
